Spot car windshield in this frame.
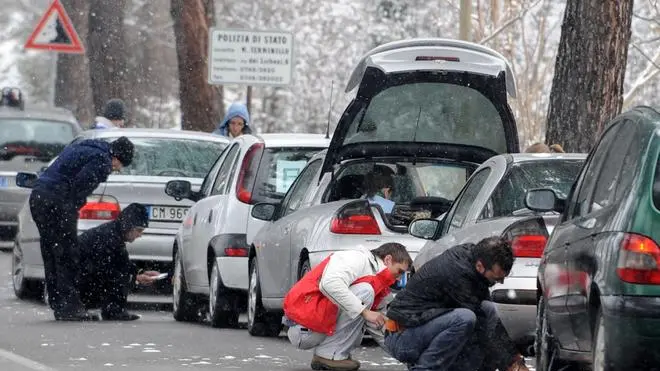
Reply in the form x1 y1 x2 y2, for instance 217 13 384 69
252 147 325 203
103 137 227 178
486 159 585 218
343 80 507 153
0 119 75 161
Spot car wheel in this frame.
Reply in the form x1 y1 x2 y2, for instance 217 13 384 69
592 309 612 371
12 242 43 300
536 295 578 371
172 249 201 322
209 260 239 328
247 258 282 337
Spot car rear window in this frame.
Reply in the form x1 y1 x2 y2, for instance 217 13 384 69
0 119 75 160
251 147 324 203
103 137 227 178
486 159 584 218
343 81 507 153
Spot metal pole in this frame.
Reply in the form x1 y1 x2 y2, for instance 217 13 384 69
50 52 59 106
459 0 472 41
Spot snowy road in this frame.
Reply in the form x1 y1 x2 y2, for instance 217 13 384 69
0 250 535 370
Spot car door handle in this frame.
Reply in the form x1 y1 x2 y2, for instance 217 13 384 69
208 209 213 223
193 214 198 225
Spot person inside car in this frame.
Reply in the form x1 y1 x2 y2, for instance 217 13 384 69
384 236 529 371
363 171 395 214
77 203 162 321
283 243 412 371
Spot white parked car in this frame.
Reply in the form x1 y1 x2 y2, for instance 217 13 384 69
164 133 329 328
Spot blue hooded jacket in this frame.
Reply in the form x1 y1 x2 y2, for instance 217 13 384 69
33 139 114 209
213 103 251 137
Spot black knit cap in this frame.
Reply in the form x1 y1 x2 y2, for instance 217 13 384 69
118 203 149 233
110 136 134 166
103 98 126 120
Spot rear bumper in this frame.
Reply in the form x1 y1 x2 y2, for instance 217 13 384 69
216 257 248 291
491 277 536 343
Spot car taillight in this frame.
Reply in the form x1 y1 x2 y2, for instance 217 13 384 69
236 143 264 204
79 195 121 220
224 247 249 257
617 233 660 285
415 56 460 62
330 201 381 235
511 235 547 258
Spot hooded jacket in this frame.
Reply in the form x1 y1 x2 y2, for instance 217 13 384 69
213 103 252 137
78 203 149 279
33 139 113 209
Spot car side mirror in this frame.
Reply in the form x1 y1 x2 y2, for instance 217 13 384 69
251 202 278 221
408 218 442 240
525 188 565 213
15 172 38 189
165 180 192 201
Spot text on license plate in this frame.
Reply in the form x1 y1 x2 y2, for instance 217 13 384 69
149 206 189 221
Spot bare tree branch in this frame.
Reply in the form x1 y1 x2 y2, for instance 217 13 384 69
478 0 542 45
623 48 660 108
631 43 660 71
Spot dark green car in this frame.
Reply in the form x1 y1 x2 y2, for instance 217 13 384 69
527 106 660 371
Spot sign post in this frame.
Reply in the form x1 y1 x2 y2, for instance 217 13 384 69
208 29 294 87
24 0 85 105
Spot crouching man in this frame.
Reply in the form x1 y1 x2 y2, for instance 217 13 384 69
283 243 412 371
77 203 162 321
384 236 529 371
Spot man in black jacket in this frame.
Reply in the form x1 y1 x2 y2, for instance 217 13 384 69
29 136 134 321
78 203 161 321
384 236 528 371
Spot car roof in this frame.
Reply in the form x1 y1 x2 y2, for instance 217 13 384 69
256 133 331 148
0 106 78 124
78 128 231 143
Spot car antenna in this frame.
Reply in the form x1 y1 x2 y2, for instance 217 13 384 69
325 80 334 139
411 106 422 166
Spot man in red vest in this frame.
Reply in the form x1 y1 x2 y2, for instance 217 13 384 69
284 243 412 371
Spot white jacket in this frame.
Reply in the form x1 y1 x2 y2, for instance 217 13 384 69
318 249 386 320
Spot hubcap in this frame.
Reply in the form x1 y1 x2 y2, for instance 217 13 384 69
248 263 257 327
593 316 605 371
12 243 24 292
209 262 218 318
173 253 182 312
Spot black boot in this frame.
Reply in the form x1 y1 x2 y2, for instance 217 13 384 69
54 310 101 321
102 310 141 321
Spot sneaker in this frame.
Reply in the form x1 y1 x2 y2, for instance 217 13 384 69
102 310 141 321
311 355 360 371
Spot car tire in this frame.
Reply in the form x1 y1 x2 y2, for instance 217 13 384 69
592 309 612 371
209 260 240 328
12 242 43 300
247 258 282 337
172 249 201 322
536 295 577 371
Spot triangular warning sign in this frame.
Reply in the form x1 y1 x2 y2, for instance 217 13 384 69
24 0 84 54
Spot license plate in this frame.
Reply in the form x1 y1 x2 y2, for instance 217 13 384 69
0 176 7 188
149 206 189 222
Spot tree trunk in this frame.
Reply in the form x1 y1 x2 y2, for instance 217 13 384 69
55 0 94 126
87 0 129 119
545 0 633 153
170 0 224 132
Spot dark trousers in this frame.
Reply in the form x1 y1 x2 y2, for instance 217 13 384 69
29 191 84 315
78 266 132 316
385 301 516 371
